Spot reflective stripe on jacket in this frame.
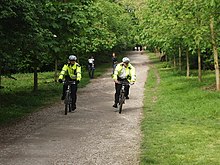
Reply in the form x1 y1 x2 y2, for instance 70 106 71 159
113 62 136 82
59 63 81 81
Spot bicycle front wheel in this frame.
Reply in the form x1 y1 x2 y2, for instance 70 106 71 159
118 93 124 114
64 92 70 115
69 97 72 113
65 102 68 115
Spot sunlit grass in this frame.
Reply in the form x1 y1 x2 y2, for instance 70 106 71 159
140 53 220 165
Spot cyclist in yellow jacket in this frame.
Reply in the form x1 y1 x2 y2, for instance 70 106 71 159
58 55 81 111
112 57 136 108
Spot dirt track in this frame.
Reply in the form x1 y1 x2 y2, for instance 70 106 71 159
0 51 149 165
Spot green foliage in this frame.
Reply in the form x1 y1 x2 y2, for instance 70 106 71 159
0 0 136 90
0 0 135 71
136 0 219 69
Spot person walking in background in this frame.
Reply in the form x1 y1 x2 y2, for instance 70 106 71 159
112 52 118 74
88 56 95 79
112 57 136 108
58 55 81 111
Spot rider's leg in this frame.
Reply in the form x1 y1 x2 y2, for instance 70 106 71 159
112 64 116 74
88 67 91 78
61 84 67 100
113 83 122 107
124 85 130 99
71 84 78 110
91 69 94 78
88 65 91 78
89 71 91 78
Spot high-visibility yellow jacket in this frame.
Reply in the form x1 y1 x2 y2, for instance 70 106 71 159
113 62 136 82
58 63 81 81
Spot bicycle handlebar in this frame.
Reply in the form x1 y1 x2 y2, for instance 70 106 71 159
63 80 76 85
118 80 133 86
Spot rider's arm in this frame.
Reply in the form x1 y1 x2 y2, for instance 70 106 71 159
113 64 121 83
130 65 136 83
58 64 68 80
76 63 82 81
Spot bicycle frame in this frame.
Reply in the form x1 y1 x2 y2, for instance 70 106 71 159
64 81 76 115
118 81 130 114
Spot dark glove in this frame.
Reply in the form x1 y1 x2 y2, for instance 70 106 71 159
58 79 63 83
76 80 80 84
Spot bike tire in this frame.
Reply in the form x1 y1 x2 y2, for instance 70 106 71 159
118 93 124 114
69 97 72 112
64 102 68 115
64 92 70 115
119 102 123 114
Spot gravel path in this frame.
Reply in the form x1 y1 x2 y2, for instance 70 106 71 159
0 51 149 165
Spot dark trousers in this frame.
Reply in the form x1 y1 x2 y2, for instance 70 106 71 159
88 68 95 78
114 82 130 104
88 65 95 78
63 83 78 108
112 64 117 74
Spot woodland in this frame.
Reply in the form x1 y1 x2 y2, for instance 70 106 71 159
1 0 220 90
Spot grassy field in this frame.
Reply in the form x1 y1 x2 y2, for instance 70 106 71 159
140 53 220 164
0 63 110 125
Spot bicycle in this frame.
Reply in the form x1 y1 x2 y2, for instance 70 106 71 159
118 80 130 114
63 81 76 115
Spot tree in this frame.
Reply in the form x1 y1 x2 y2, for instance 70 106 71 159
136 0 220 90
0 0 136 91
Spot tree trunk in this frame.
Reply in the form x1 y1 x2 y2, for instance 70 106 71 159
154 47 157 57
210 16 220 90
198 47 202 82
0 65 2 89
186 47 190 78
165 52 168 62
54 58 58 82
33 65 38 92
179 46 182 71
154 47 160 58
173 55 176 68
0 60 2 88
158 48 161 60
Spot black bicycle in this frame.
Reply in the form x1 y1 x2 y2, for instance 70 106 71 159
63 81 75 115
118 81 130 114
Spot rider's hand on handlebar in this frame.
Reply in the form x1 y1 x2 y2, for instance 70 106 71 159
130 82 135 85
58 79 63 83
114 80 119 84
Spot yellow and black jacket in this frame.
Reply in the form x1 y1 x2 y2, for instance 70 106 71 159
59 63 81 81
113 62 136 82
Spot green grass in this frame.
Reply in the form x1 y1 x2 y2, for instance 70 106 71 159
0 63 110 125
140 53 220 165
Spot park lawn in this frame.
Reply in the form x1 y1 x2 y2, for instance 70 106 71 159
140 53 220 165
0 63 110 125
